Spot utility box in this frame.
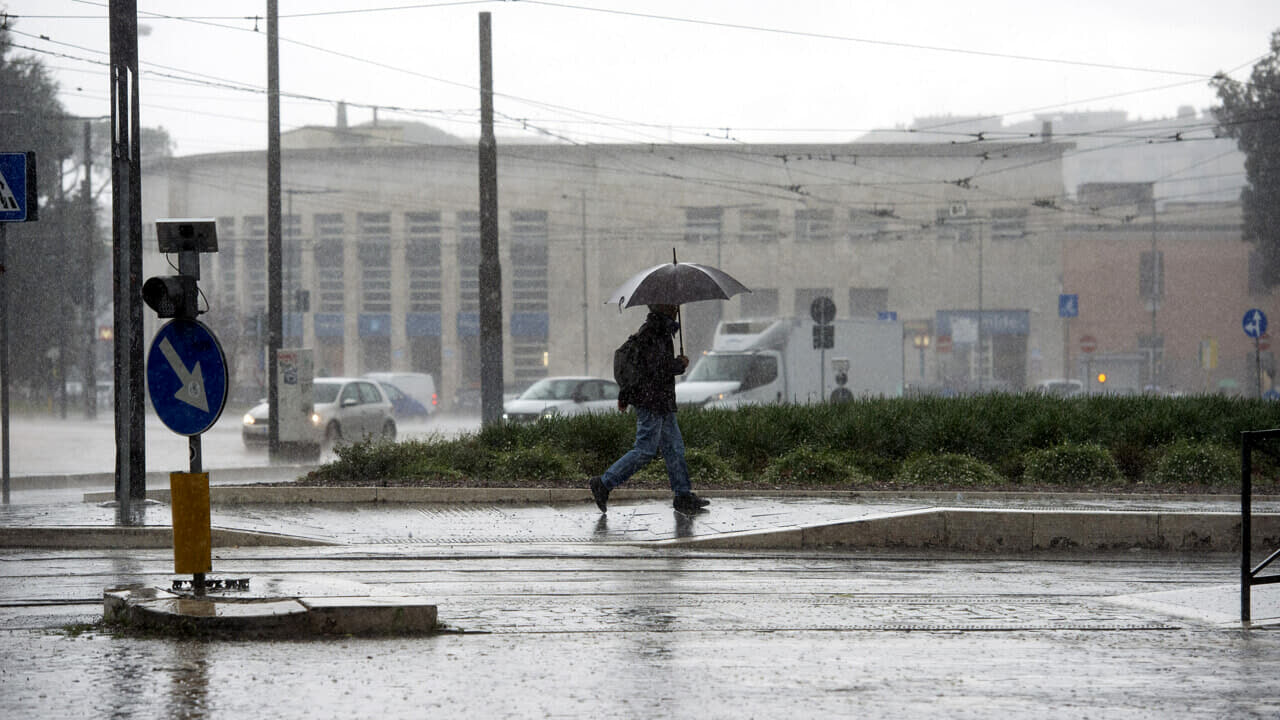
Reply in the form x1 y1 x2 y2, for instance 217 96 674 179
170 472 212 575
277 348 315 455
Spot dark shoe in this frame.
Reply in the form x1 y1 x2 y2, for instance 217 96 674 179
673 493 708 514
589 476 610 513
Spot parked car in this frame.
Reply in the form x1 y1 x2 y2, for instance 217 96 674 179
502 376 620 423
242 377 396 449
374 380 431 420
1034 378 1084 397
364 372 437 416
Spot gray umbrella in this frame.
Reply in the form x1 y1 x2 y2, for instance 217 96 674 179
605 251 751 354
605 259 751 309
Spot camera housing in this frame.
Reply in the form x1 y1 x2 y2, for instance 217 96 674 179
156 218 218 253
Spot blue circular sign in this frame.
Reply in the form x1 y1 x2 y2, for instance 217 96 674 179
1244 309 1269 339
146 319 229 436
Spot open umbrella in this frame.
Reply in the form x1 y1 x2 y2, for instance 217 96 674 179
605 250 751 353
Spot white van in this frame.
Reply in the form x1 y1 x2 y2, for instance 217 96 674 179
364 372 438 417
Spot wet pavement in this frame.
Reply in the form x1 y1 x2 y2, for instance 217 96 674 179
2 479 1280 717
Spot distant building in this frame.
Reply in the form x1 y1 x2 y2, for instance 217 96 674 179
137 114 1263 407
1063 183 1269 395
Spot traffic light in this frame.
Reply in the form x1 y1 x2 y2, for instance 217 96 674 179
142 275 197 319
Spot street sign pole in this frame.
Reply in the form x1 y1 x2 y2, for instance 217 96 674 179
1257 336 1263 399
1 223 8 505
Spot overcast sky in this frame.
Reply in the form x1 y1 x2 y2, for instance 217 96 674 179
4 0 1279 156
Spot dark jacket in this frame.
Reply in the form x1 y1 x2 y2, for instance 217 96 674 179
620 311 686 413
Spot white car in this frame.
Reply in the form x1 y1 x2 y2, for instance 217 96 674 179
503 376 620 423
242 377 396 449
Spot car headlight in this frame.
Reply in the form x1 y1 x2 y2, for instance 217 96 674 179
311 412 322 426
540 406 559 418
243 414 256 426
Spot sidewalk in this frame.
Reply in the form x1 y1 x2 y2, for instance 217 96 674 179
2 475 1279 552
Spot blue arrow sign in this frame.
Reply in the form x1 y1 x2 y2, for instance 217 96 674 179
146 319 228 436
0 152 37 223
1058 294 1078 318
1244 308 1268 339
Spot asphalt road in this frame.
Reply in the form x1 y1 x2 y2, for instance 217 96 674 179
3 411 480 478
2 542 1277 718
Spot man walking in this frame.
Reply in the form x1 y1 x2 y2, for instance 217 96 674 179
589 304 709 514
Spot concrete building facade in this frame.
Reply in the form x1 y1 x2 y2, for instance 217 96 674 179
140 127 1080 408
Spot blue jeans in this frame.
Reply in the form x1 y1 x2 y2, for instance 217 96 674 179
601 407 691 495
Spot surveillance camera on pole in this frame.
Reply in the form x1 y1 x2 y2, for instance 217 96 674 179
143 219 218 321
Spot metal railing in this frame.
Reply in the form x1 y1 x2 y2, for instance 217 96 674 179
1241 429 1280 625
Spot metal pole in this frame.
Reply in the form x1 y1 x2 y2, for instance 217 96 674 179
977 223 984 392
266 0 283 459
1150 201 1159 389
83 120 97 420
1 223 9 504
1242 432 1252 626
110 0 145 508
1257 337 1263 399
580 190 588 375
477 12 504 427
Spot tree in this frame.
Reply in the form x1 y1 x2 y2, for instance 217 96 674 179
1212 29 1280 287
0 21 86 410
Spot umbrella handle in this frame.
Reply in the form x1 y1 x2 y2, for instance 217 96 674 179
678 306 684 357
672 247 684 356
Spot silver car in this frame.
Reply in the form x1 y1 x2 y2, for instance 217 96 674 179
242 377 396 449
502 376 620 423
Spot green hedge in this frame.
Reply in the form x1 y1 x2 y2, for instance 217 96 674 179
306 395 1280 491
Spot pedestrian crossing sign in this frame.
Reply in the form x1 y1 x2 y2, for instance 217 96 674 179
0 152 37 223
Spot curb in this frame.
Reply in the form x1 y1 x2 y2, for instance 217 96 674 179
79 486 1280 506
661 508 1280 553
0 526 333 549
104 584 437 638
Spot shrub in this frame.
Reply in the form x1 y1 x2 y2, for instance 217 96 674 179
632 447 738 486
1150 441 1237 487
895 453 1001 488
1022 443 1121 486
490 446 580 483
760 446 867 487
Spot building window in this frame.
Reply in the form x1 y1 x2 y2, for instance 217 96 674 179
314 213 345 313
283 214 301 313
242 215 266 314
457 211 481 390
358 212 391 313
511 210 549 385
1139 249 1164 300
794 208 833 243
406 212 442 313
739 208 778 243
215 216 237 310
457 211 481 314
684 207 722 244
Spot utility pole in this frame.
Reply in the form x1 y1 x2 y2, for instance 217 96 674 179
266 0 283 459
82 120 97 420
109 0 145 510
580 190 588 375
477 12 504 427
1149 199 1159 390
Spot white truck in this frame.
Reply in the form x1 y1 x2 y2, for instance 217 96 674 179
676 316 903 408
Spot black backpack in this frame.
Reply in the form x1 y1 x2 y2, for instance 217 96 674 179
613 333 644 397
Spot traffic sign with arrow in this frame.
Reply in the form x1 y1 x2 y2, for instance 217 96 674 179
146 319 228 436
